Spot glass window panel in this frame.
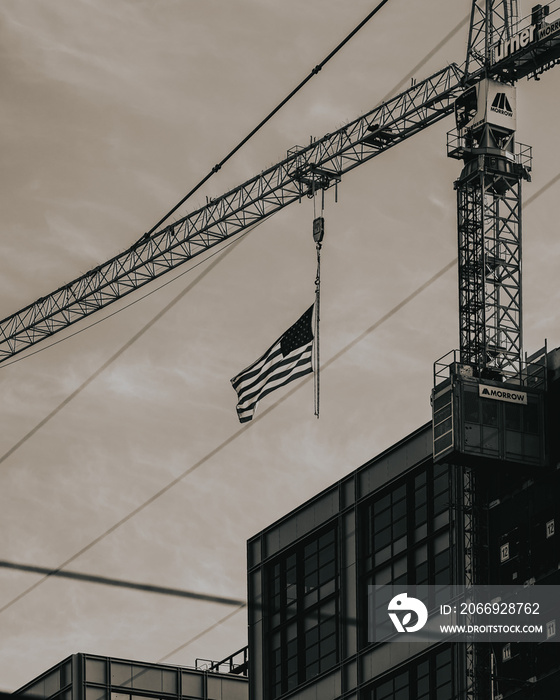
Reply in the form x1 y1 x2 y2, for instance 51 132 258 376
415 544 428 565
394 517 407 539
322 617 337 639
525 402 539 434
319 545 334 567
305 626 319 645
306 644 319 664
375 526 392 550
416 503 428 526
287 657 298 676
436 649 452 668
482 400 498 426
287 638 298 660
374 509 392 532
131 666 160 691
434 532 449 555
319 561 335 584
304 588 318 607
416 562 428 584
287 621 298 640
111 663 132 688
44 671 61 698
436 662 452 685
393 498 407 521
393 556 407 578
393 535 408 555
320 652 337 671
434 511 450 530
85 659 106 685
433 492 448 514
375 565 391 584
321 634 337 656
505 402 522 431
87 690 107 700
376 680 393 700
306 662 319 678
436 683 453 700
433 473 448 496
304 540 317 566
286 582 297 602
375 545 392 566
464 390 479 421
376 494 391 514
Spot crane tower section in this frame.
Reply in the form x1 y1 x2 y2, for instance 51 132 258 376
450 78 529 381
432 77 548 470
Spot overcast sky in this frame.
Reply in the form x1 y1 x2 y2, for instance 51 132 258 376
1 0 560 691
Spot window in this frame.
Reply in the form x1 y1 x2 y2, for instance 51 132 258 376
362 647 455 700
360 463 453 647
266 527 338 698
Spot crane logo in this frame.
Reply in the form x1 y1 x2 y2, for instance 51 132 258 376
491 92 513 117
387 593 428 633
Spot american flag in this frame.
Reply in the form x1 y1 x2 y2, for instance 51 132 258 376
231 305 314 423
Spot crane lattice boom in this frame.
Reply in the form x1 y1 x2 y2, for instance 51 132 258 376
0 65 462 364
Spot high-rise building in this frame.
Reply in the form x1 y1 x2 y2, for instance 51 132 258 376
246 347 560 700
15 652 248 700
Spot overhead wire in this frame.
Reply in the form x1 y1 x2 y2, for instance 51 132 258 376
0 560 245 607
0 224 262 467
144 0 394 237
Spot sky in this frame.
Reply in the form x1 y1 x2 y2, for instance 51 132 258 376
1 0 560 691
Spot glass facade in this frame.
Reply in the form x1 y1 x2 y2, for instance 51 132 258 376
361 646 455 700
359 462 453 647
16 654 247 700
17 657 72 700
265 526 338 698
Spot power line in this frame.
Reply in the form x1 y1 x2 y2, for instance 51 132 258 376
146 0 394 237
0 257 458 618
157 606 247 664
0 230 253 467
0 560 245 607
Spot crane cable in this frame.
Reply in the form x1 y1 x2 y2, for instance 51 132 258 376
145 0 393 237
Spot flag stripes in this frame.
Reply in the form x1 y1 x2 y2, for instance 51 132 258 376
231 306 314 422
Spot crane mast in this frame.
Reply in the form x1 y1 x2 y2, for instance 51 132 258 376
434 4 560 699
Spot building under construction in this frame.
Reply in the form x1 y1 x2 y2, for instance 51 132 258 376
246 346 560 700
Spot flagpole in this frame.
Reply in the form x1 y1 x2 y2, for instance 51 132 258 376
313 217 324 418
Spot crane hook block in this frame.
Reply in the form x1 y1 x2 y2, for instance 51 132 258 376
313 217 324 244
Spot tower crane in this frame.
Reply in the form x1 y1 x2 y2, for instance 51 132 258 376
0 7 558 425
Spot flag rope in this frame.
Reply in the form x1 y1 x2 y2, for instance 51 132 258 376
314 240 321 418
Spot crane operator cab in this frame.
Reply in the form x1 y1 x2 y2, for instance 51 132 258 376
447 79 528 182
